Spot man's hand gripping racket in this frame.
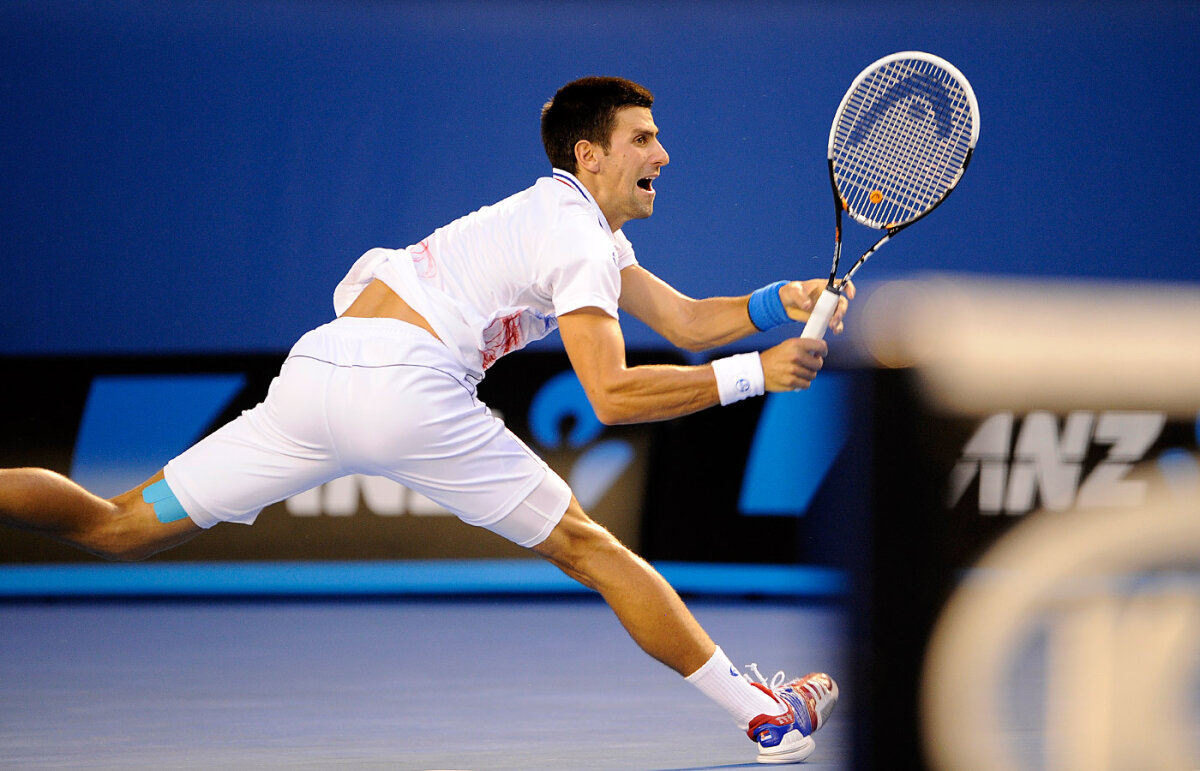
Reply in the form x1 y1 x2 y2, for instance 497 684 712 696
800 51 981 340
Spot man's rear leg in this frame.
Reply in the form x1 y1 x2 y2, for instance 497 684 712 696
0 468 201 561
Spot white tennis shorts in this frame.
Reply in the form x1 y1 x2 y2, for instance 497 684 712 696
163 317 571 547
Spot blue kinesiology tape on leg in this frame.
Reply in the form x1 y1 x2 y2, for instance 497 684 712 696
142 478 189 524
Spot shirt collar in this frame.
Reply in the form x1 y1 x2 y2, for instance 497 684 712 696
551 168 613 234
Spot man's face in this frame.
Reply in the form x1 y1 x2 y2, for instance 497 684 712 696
590 106 670 230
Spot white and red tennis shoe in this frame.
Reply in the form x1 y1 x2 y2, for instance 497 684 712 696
744 669 839 764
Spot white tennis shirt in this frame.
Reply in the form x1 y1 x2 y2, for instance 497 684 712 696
333 169 638 382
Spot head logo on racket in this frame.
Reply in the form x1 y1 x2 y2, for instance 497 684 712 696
845 71 957 148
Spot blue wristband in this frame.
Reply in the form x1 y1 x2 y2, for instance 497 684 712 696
747 280 790 331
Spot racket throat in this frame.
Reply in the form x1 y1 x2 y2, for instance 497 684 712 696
828 237 843 288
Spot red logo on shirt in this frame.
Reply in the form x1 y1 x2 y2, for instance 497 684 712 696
480 311 524 370
411 239 437 278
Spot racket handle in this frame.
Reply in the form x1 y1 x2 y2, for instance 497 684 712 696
799 287 841 340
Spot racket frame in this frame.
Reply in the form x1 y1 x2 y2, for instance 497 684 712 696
801 51 979 340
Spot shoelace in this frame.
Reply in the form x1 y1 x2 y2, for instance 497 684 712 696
743 662 788 690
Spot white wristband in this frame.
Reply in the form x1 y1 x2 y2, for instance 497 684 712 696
711 352 765 406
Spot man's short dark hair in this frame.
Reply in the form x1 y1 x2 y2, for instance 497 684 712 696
541 76 655 174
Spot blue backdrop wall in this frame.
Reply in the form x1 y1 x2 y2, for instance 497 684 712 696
3 0 1198 355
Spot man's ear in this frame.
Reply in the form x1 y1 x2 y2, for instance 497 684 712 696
574 139 601 174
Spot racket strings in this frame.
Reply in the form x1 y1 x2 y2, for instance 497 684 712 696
840 99 968 219
839 64 970 213
832 59 974 228
840 84 964 221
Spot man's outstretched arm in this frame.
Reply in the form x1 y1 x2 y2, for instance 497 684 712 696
616 264 852 352
558 307 826 426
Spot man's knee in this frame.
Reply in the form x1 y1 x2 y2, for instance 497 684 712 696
91 486 199 562
85 505 159 562
533 498 635 580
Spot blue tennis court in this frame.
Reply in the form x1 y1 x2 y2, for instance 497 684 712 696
0 597 849 770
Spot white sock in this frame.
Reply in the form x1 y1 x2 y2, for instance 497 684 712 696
685 646 786 730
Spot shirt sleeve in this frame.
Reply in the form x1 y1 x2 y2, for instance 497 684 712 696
612 228 638 269
541 216 624 319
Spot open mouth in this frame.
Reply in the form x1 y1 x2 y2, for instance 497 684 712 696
637 177 655 192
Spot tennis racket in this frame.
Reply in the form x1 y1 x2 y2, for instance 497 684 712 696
801 51 980 339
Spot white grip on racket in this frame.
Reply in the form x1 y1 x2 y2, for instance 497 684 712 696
799 287 841 340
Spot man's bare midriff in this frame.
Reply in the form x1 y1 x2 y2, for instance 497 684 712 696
339 278 442 342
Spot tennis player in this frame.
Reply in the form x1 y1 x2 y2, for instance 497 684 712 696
0 76 848 764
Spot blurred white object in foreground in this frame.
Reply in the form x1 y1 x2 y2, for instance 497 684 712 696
858 276 1200 417
883 276 1200 769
